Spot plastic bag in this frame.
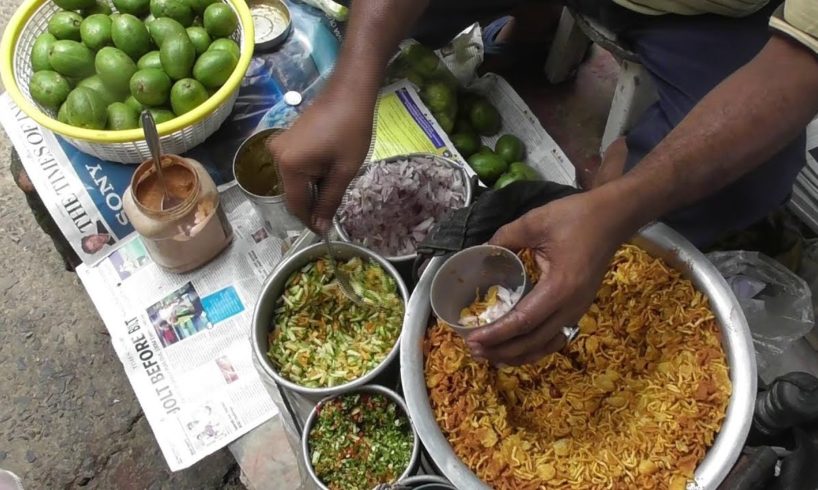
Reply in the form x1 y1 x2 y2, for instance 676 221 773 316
707 251 814 375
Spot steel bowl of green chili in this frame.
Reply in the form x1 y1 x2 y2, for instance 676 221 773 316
302 384 421 490
251 241 409 400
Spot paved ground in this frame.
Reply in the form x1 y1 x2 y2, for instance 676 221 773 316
0 2 240 489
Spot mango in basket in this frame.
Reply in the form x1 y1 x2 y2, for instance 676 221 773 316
111 14 151 60
95 47 137 95
137 51 162 70
186 27 211 55
124 95 145 113
31 33 57 72
192 49 237 88
130 68 171 106
48 40 95 79
160 34 196 80
53 0 96 9
113 0 151 17
208 38 240 61
79 14 113 51
78 75 120 106
29 71 71 110
186 0 220 15
203 3 238 38
139 107 176 125
47 12 83 42
148 17 186 47
106 102 139 130
63 86 107 129
170 78 209 115
150 0 195 27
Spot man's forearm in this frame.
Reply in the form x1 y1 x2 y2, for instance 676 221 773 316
603 35 818 236
329 0 429 98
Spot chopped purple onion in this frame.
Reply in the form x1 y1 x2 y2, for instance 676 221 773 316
338 157 467 257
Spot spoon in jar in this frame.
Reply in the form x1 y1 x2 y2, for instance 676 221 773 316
141 111 182 210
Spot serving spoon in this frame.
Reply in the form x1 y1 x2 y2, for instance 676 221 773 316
142 111 182 210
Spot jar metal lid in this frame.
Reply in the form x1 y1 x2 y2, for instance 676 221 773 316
250 0 292 51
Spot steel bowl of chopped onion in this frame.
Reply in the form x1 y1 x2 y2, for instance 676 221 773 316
334 153 474 264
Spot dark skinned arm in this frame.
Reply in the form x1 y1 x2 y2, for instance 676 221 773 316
267 0 429 232
469 35 818 366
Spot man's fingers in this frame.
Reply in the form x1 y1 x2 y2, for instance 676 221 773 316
312 162 358 232
488 219 531 251
466 277 561 348
266 136 319 228
503 334 566 367
474 308 573 366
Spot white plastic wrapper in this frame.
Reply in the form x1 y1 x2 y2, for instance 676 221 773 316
708 251 815 376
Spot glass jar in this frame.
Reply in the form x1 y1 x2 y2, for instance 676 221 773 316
123 155 233 273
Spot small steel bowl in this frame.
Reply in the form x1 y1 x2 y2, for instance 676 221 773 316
248 0 292 51
430 245 528 337
302 384 421 490
334 153 474 265
251 242 410 402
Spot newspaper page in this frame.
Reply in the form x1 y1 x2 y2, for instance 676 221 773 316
75 184 286 471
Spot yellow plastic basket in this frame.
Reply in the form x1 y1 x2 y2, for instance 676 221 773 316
0 0 254 163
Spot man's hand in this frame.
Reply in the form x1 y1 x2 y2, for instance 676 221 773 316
466 190 633 366
266 85 373 232
265 0 429 232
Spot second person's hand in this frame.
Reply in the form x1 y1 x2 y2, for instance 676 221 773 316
465 189 638 366
266 83 374 233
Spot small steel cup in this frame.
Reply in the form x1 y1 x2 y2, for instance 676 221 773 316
430 245 528 336
233 127 302 233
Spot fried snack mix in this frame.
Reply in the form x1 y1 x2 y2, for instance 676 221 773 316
424 245 731 489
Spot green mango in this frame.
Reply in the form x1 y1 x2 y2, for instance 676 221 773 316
29 70 71 110
203 3 237 38
31 32 57 72
124 95 145 112
150 0 195 27
48 40 95 79
169 77 208 115
207 38 238 60
106 102 140 130
147 17 186 47
77 75 120 106
52 0 96 9
129 68 171 106
113 0 150 16
160 33 195 80
111 14 151 60
186 26 211 55
139 107 176 125
137 51 162 70
80 14 112 51
95 47 137 95
64 86 107 129
79 1 113 15
47 11 83 41
192 49 236 89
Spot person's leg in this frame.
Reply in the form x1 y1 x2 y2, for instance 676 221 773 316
608 2 806 247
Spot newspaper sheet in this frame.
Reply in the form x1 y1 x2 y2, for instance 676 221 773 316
75 184 287 471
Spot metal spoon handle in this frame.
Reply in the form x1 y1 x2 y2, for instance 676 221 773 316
141 111 170 200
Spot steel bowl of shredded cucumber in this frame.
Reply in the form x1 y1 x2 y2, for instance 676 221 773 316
251 241 409 399
302 385 420 490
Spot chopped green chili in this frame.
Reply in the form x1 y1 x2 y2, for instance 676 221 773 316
267 256 405 387
309 393 414 490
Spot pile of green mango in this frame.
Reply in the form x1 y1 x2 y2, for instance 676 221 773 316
28 0 240 130
389 43 542 189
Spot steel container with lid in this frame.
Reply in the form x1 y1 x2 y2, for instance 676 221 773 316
399 223 757 490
